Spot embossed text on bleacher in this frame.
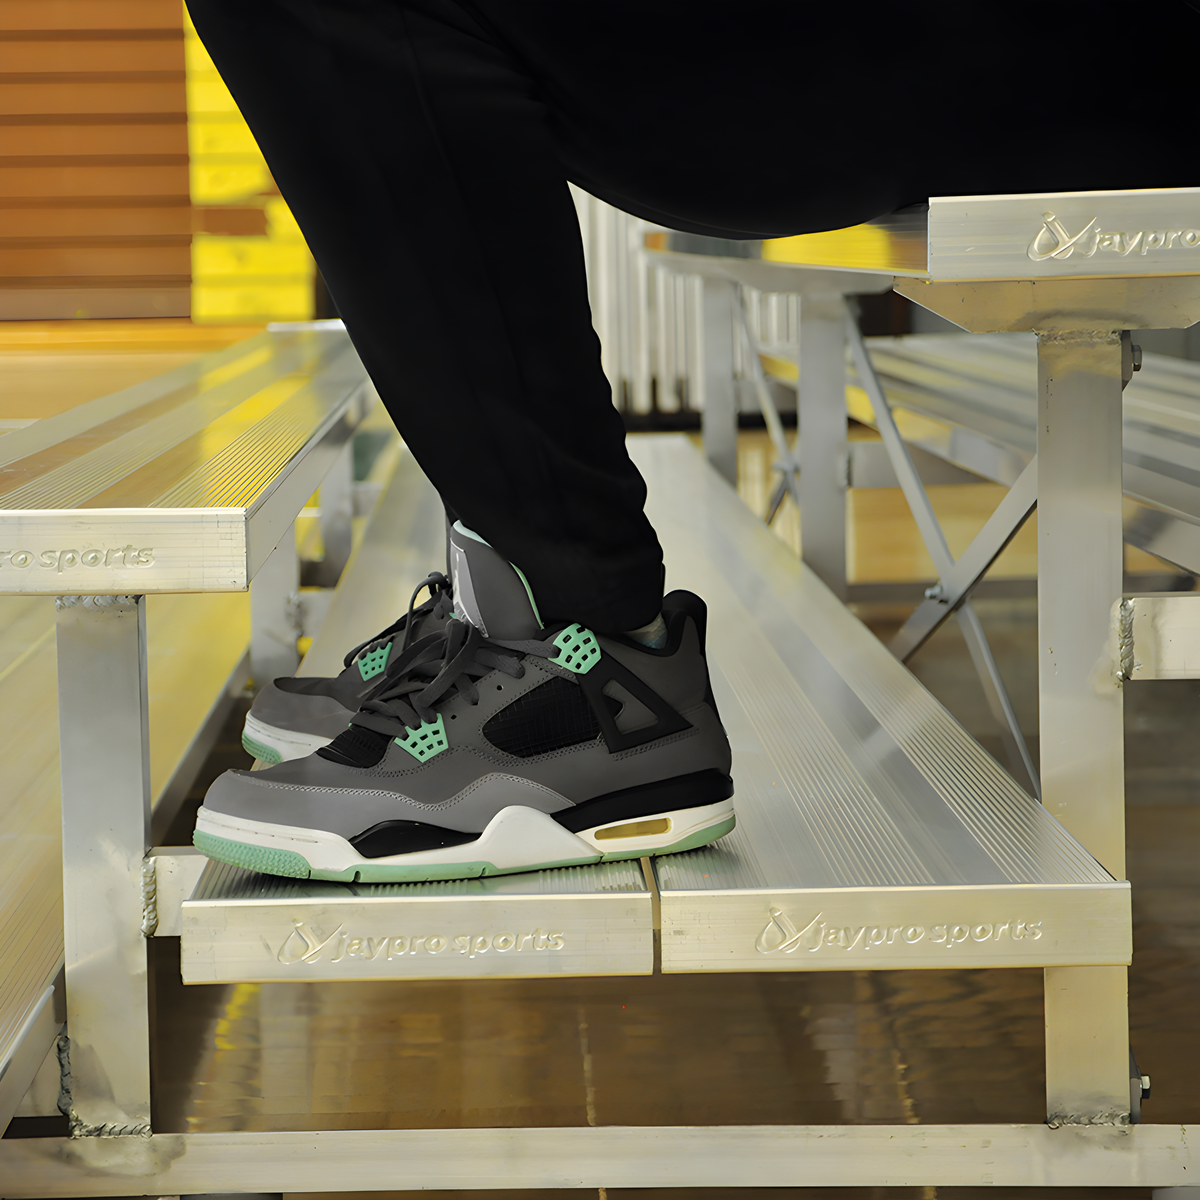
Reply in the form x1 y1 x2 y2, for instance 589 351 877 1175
276 918 566 965
0 545 154 572
755 906 1042 955
1027 211 1200 263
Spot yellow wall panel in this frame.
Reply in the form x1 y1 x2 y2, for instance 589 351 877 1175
193 237 311 277
184 3 314 323
190 119 263 158
192 284 313 323
190 161 273 206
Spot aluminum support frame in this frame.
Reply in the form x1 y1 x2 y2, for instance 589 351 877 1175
734 295 801 517
54 594 153 1137
1036 331 1130 1125
1035 332 1126 876
796 296 850 599
698 277 738 485
312 438 354 588
249 521 300 690
891 456 1039 660
0 1123 1197 1194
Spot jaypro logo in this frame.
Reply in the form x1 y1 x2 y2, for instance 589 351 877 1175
276 918 566 966
755 906 1042 955
1028 210 1200 262
0 545 154 573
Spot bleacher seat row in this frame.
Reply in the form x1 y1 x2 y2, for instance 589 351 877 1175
3 189 1200 1191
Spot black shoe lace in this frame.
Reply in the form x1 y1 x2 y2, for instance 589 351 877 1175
342 572 452 670
353 619 529 735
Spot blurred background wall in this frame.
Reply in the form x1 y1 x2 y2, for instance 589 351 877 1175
0 0 314 324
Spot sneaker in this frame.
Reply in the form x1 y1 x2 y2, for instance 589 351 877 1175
197 530 734 882
241 572 454 764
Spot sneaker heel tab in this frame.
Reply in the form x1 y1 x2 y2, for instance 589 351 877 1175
663 590 708 655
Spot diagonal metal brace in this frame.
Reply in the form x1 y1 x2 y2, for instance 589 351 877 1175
846 316 1040 799
891 456 1038 662
735 293 802 518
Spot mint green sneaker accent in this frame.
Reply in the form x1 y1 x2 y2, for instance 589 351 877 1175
551 624 600 674
598 814 737 863
241 731 282 765
357 640 393 682
194 830 311 878
395 713 448 762
510 563 543 627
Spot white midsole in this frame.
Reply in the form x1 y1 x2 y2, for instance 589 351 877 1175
243 711 333 763
196 797 734 872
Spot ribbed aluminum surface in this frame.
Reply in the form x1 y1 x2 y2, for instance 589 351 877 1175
862 335 1200 530
0 324 370 594
631 438 1129 972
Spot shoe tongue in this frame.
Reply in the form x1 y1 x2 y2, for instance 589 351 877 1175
448 522 542 640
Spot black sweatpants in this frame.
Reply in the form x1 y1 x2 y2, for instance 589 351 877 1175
186 0 1199 633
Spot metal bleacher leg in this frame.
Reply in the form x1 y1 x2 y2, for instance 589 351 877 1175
699 277 738 485
250 521 301 689
55 595 152 1136
797 296 849 599
313 439 355 588
1036 331 1130 1124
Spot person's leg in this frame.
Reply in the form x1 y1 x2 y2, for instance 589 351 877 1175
187 0 663 634
469 1 1198 231
189 0 1199 642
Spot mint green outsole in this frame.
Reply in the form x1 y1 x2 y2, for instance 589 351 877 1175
194 830 309 878
194 813 736 884
240 732 282 765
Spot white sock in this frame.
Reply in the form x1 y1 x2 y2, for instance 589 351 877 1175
625 612 667 649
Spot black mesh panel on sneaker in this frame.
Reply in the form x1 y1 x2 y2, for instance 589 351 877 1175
318 724 391 768
482 676 603 758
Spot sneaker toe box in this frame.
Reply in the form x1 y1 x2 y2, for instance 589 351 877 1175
250 678 356 738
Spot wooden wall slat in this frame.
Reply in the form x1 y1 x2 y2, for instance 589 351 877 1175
0 37 182 73
0 164 189 197
0 121 187 155
0 0 191 318
0 244 190 275
0 80 188 114
0 1 182 32
0 204 191 236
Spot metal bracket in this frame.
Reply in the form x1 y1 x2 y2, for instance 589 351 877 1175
890 457 1039 661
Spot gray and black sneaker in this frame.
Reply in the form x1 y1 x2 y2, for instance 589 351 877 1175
197 531 734 882
241 572 454 765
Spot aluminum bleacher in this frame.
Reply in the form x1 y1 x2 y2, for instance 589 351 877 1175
4 187 1200 1192
0 320 375 1140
